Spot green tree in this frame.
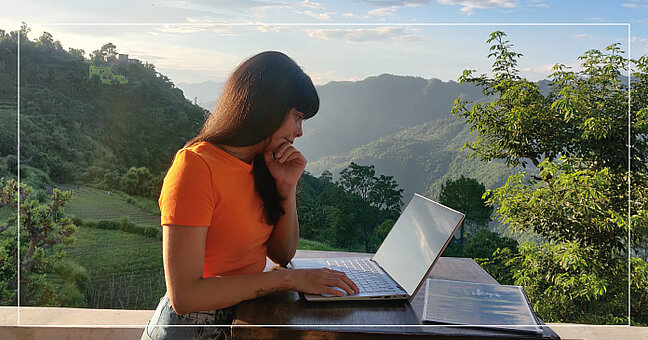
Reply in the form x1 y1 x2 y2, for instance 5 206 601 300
339 162 376 202
0 178 80 306
464 228 518 259
453 31 648 324
68 48 85 59
338 162 404 251
36 31 62 50
90 42 118 65
438 176 493 246
339 162 403 214
120 166 153 197
369 175 404 214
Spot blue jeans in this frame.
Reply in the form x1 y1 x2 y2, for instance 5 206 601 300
141 293 238 340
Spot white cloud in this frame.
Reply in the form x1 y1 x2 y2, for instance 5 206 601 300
520 61 581 81
305 27 422 43
299 0 323 9
308 69 342 85
342 13 369 19
360 0 517 15
126 44 241 82
631 37 648 55
437 0 518 15
255 25 285 33
622 0 648 9
528 0 549 8
154 24 236 36
368 6 399 16
521 64 554 74
295 10 332 20
572 34 589 39
360 0 433 6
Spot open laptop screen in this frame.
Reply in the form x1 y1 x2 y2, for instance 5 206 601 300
372 194 465 297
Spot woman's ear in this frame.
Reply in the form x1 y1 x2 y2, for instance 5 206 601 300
257 136 272 154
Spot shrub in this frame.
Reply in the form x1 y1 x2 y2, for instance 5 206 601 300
56 281 87 308
71 217 83 227
96 220 119 230
119 217 136 233
142 226 160 239
53 259 89 289
83 220 98 228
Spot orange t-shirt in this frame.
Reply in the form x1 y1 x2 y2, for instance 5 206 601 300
159 141 274 278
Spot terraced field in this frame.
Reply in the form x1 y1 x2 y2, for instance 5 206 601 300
61 185 161 227
63 226 165 309
48 185 343 309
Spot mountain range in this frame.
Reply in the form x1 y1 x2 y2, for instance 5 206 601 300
178 74 521 201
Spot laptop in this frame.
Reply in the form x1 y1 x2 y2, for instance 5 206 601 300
290 193 465 302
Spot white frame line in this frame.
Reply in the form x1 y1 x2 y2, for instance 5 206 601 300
13 21 633 329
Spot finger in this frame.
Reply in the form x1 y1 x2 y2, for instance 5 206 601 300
326 287 345 297
273 142 292 160
284 151 305 164
324 274 351 291
278 147 300 163
328 270 359 294
341 275 360 293
264 150 275 163
333 277 356 295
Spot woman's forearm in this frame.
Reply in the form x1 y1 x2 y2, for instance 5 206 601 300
265 186 299 266
170 269 293 315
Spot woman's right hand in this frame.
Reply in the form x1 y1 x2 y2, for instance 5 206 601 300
289 268 359 296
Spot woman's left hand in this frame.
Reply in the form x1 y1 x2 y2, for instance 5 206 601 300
264 141 306 197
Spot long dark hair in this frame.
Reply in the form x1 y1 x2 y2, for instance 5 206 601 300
186 51 319 225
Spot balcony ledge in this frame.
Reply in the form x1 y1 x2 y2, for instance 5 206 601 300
1 306 647 340
2 251 646 340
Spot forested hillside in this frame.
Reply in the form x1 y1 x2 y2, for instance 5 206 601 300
0 29 206 184
308 118 519 201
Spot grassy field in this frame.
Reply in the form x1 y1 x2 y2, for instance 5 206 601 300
61 226 165 310
41 185 343 309
61 185 161 227
62 227 342 309
297 239 342 251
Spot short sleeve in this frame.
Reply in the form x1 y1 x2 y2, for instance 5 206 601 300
159 149 215 226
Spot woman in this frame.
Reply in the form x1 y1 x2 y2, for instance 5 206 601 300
142 51 359 340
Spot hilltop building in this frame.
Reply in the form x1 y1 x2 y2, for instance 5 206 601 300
118 53 139 64
89 65 128 85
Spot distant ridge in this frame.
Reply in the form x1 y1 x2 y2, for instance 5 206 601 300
307 118 517 201
295 73 485 161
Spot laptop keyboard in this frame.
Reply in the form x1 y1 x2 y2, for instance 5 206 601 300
326 258 401 294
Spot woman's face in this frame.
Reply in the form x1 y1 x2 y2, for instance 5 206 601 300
267 108 304 152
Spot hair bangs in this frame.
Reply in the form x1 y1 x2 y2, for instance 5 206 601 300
291 72 319 119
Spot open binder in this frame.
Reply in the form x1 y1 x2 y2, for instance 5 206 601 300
423 278 543 335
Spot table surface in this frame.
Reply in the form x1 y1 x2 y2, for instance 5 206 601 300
232 250 561 340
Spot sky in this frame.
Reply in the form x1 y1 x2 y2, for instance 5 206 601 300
1 0 647 86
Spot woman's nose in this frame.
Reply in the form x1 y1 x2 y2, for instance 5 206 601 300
295 121 303 138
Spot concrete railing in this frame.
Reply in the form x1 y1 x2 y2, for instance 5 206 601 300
2 250 646 340
2 306 647 340
0 306 150 339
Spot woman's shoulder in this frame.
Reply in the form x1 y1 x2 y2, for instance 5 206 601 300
175 141 245 172
173 142 211 167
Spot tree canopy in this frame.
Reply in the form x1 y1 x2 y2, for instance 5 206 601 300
0 27 206 184
438 176 493 245
453 31 648 324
